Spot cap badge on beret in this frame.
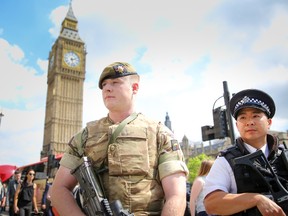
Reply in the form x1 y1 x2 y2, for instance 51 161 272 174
234 96 271 116
98 62 138 89
113 64 127 74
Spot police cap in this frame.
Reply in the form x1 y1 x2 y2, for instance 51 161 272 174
229 89 275 119
98 62 138 89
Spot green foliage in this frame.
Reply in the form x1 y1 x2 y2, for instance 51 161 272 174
187 153 213 183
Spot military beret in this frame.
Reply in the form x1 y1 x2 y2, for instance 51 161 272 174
98 62 138 89
229 89 275 119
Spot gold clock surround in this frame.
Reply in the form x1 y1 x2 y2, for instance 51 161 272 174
63 50 80 68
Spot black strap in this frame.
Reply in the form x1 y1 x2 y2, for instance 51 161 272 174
108 112 138 144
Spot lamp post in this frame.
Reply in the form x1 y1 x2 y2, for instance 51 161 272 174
0 112 4 128
223 81 235 143
211 82 235 142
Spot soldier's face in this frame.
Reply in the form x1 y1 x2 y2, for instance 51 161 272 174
102 77 134 112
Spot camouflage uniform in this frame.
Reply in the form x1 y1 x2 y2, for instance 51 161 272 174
60 113 188 215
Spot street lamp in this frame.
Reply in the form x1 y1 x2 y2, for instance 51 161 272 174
222 81 235 143
201 81 235 143
0 112 4 127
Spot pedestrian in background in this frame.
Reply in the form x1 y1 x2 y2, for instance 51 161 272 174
7 170 22 216
0 178 4 214
14 169 39 216
190 160 214 216
1 182 7 213
41 178 53 216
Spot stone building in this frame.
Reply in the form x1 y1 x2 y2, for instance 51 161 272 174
183 130 288 160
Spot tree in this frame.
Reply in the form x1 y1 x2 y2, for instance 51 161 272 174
187 153 213 183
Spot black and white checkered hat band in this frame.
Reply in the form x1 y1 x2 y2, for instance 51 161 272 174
234 96 271 116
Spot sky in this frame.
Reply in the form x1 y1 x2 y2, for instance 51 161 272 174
0 0 288 167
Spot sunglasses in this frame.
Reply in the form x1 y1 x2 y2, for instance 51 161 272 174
28 173 35 176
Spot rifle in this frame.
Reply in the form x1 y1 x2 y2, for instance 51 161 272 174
234 150 288 213
71 156 134 216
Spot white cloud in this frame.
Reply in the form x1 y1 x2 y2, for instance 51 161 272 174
253 7 288 53
0 39 46 104
48 5 68 38
37 58 49 74
0 38 24 62
73 0 288 142
0 108 45 166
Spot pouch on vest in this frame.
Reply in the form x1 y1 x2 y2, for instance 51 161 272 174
107 124 149 176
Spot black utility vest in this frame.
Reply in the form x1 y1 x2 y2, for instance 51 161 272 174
220 134 288 215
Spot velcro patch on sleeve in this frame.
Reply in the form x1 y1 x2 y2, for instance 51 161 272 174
171 139 180 151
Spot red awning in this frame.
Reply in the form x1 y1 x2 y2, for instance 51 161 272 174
0 165 18 182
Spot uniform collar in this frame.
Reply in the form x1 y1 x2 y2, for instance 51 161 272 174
243 143 269 158
236 134 278 159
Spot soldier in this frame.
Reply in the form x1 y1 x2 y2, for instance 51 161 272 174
204 89 288 215
50 62 189 216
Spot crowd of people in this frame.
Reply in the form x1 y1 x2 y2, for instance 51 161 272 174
0 169 50 216
1 62 287 216
0 169 40 216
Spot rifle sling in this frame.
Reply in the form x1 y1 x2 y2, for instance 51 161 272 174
108 112 138 144
97 112 139 175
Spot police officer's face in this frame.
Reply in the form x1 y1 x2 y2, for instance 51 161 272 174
236 107 272 146
102 76 135 112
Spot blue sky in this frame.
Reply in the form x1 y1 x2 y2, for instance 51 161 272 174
1 0 288 167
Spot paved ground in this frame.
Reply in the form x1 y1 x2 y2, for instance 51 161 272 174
0 211 8 216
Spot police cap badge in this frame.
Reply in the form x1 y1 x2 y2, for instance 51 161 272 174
98 62 138 89
229 89 275 119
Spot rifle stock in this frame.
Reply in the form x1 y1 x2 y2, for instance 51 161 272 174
71 156 134 216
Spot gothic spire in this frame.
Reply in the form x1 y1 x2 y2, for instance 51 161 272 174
164 112 172 131
66 0 77 22
59 0 83 42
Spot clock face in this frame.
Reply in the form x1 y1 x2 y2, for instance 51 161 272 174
49 55 54 69
64 51 80 67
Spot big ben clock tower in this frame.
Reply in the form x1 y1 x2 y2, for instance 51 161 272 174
41 2 86 158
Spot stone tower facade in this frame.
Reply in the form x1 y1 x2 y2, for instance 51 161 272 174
41 3 86 158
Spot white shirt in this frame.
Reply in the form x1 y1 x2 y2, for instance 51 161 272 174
204 143 269 197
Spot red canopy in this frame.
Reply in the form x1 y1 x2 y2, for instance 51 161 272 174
0 165 17 182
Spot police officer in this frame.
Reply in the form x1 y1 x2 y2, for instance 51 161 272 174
204 89 288 216
50 62 189 216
